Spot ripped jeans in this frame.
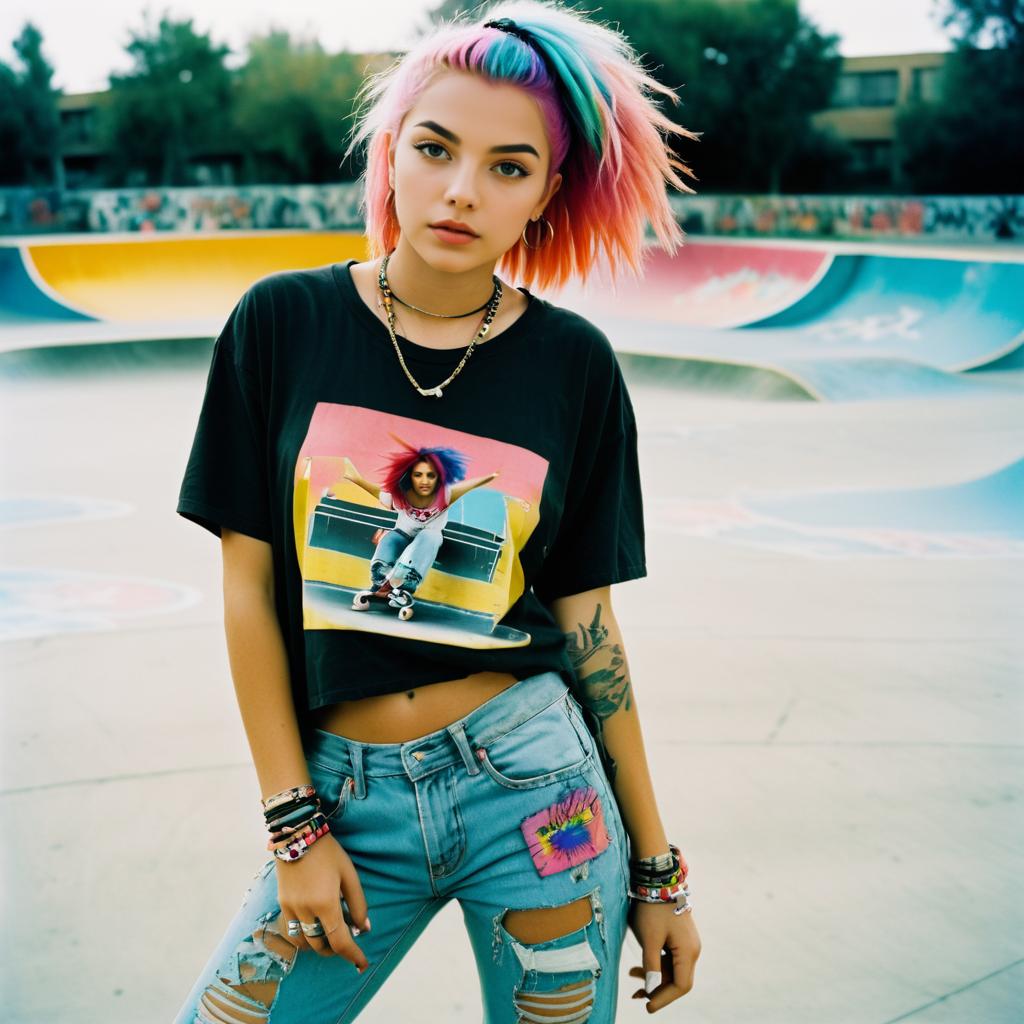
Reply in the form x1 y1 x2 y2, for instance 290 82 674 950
172 670 632 1023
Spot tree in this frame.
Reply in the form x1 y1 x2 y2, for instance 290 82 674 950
233 31 367 184
0 63 29 185
0 23 63 188
895 0 1024 193
99 13 233 186
938 0 1023 46
427 0 843 193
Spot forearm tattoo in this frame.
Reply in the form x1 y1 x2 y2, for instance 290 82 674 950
562 602 632 785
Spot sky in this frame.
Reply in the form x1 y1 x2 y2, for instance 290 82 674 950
1 1 957 95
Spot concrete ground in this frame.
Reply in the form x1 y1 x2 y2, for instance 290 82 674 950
1 341 1021 1022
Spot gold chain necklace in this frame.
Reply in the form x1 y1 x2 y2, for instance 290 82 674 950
377 253 503 399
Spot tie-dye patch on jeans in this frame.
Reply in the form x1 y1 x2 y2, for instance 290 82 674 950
171 670 632 1023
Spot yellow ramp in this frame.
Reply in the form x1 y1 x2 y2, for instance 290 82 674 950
26 231 369 321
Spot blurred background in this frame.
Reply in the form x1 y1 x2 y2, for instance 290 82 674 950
1 1 1021 1022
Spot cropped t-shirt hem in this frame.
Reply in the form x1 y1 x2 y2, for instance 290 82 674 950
535 562 648 604
176 498 273 544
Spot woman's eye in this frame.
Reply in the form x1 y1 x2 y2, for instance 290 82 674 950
416 142 447 159
496 161 528 178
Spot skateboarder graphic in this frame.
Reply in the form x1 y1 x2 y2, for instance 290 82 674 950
327 432 502 620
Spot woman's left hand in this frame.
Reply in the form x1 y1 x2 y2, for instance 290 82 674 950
627 901 701 1013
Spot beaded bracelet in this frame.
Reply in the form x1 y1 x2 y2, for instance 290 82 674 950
628 881 693 915
628 843 692 914
270 813 332 861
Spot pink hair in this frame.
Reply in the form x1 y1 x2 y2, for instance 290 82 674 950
341 0 699 290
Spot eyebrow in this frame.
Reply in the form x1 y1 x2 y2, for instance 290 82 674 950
413 120 540 158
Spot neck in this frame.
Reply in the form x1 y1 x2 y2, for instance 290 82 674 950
383 238 498 317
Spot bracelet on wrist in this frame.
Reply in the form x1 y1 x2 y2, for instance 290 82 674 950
262 783 318 815
628 842 692 914
270 812 331 861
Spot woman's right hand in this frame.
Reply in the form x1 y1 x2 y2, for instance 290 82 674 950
275 834 371 969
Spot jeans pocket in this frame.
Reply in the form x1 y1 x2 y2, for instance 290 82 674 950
306 759 355 823
475 695 594 791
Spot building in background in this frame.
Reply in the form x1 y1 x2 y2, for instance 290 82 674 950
812 52 947 191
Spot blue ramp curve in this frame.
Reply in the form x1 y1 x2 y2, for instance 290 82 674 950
746 254 1024 371
744 457 1024 537
0 246 96 325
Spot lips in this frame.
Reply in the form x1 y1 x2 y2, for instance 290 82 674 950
431 222 477 236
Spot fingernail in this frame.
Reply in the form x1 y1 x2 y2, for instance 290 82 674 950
363 917 371 931
352 927 361 936
645 971 661 994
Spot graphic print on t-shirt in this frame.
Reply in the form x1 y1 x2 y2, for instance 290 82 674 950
294 403 550 649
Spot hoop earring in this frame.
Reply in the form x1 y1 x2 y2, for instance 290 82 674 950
521 214 554 250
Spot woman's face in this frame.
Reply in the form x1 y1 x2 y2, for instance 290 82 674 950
387 69 562 271
409 461 439 497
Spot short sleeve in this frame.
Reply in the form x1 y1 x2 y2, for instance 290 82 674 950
379 490 393 509
533 347 647 605
176 286 273 543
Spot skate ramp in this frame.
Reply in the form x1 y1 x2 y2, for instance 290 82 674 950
0 246 96 325
652 457 1024 559
551 241 834 328
0 231 368 352
547 240 1024 399
1 232 1021 400
745 252 1024 371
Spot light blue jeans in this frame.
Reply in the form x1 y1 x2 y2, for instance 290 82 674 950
371 527 442 592
173 670 632 1023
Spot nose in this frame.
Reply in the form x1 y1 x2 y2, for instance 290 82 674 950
443 164 480 210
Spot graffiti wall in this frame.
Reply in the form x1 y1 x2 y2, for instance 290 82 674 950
1 183 1021 242
669 193 1023 242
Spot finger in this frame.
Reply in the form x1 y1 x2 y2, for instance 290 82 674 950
641 945 665 993
646 950 686 1011
319 902 369 967
295 905 337 957
629 948 670 1002
670 940 697 994
279 902 311 952
646 982 685 1011
338 859 371 933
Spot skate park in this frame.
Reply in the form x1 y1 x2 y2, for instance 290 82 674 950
2 229 1022 1021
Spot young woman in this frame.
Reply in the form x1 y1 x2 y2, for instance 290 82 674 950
174 2 701 1020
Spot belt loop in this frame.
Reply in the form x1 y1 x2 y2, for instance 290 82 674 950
349 741 367 799
448 720 482 776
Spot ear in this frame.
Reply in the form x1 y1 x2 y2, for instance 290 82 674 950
536 171 563 218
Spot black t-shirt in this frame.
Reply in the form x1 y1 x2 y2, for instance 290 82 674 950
176 259 646 729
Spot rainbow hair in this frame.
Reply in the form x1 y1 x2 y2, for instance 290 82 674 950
341 0 699 290
380 443 469 512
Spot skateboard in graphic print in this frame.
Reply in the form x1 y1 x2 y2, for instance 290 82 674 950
351 575 416 621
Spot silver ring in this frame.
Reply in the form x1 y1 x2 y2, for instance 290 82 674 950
286 919 302 936
301 919 326 937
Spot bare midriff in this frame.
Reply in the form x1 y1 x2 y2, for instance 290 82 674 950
309 671 520 743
